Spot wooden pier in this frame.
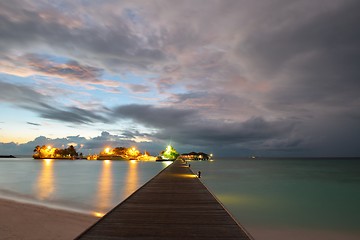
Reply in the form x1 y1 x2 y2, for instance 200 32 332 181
76 160 253 239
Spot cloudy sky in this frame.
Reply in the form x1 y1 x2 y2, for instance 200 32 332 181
1 0 359 157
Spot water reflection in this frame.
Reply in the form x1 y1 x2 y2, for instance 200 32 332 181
123 160 139 197
162 161 172 167
96 160 113 214
36 159 55 200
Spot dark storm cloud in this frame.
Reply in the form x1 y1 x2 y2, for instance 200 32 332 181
112 104 197 128
0 81 108 124
36 105 109 124
241 0 360 109
154 117 297 148
0 1 165 71
110 104 298 150
169 91 260 120
0 81 44 105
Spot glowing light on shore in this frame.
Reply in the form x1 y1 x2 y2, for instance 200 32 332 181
127 146 140 158
104 147 110 154
104 160 110 164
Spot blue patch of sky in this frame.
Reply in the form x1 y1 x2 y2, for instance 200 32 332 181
0 104 39 124
167 83 188 95
123 8 143 24
0 73 35 86
103 72 155 85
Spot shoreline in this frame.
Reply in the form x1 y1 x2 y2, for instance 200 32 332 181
0 197 97 240
1 198 360 240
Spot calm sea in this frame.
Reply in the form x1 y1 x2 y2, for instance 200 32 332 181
1 157 360 239
190 158 360 239
0 158 170 216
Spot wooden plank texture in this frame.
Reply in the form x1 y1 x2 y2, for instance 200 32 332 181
76 160 253 240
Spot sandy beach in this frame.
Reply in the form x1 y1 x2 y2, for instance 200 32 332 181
0 198 97 240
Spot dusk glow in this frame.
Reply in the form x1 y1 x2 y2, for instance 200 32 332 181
0 0 359 157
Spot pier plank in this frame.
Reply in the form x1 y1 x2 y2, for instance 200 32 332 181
76 160 253 240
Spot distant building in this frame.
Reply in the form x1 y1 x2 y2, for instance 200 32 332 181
178 152 211 161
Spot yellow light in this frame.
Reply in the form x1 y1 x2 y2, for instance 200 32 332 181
47 146 51 150
104 147 110 154
130 160 137 164
132 147 136 151
93 212 105 218
104 160 110 164
175 173 197 178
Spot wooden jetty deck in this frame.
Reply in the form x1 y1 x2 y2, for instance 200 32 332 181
76 160 253 240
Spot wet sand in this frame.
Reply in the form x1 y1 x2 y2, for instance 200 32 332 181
0 198 97 240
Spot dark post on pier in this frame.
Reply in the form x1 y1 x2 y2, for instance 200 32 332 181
76 160 253 239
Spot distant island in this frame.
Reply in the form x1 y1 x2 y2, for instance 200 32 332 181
0 155 16 158
33 144 212 161
177 152 212 161
94 146 155 161
33 145 82 159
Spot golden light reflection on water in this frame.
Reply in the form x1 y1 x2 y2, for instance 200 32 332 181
123 160 139 197
162 161 172 167
96 160 113 213
36 159 55 200
93 160 141 217
218 194 265 206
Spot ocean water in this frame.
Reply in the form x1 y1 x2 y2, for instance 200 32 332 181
1 157 360 239
190 158 360 239
0 158 170 216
